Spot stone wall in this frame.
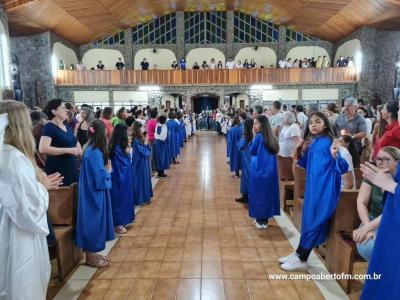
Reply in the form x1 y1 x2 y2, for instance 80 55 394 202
56 83 356 109
334 27 400 103
10 32 56 107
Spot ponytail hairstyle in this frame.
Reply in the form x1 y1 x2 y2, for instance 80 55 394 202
255 115 279 154
243 118 254 144
109 123 129 157
87 119 109 165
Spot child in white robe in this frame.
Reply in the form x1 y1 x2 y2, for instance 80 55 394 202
0 101 62 300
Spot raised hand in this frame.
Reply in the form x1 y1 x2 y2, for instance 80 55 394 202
330 139 341 159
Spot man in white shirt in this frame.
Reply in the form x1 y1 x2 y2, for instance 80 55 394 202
226 57 236 69
278 59 286 69
294 105 308 132
285 58 292 68
270 100 284 137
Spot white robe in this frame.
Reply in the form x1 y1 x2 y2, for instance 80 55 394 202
184 117 191 137
0 143 50 300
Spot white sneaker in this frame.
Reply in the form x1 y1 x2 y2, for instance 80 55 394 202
280 257 309 271
278 252 299 264
255 222 268 229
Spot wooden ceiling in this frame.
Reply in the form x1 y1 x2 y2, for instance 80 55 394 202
3 0 400 44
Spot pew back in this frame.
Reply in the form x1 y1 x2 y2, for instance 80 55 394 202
48 183 78 226
277 155 294 181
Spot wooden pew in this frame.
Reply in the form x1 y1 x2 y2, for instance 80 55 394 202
48 183 82 281
325 190 360 293
277 155 295 213
292 163 306 231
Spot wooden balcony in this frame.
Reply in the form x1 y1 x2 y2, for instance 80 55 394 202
55 67 358 86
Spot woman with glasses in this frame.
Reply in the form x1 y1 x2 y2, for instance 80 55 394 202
353 146 400 261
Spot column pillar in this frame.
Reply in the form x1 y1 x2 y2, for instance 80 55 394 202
176 12 185 61
225 11 235 59
277 25 286 61
109 90 114 109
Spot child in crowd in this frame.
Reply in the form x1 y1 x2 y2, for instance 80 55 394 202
109 123 135 234
248 115 280 229
131 121 153 205
279 112 348 271
228 115 243 177
236 118 254 204
75 120 114 268
154 115 170 178
166 111 180 164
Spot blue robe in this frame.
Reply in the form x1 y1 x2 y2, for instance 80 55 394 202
179 120 186 147
298 136 348 249
228 125 243 172
167 119 180 160
248 133 280 219
238 137 251 196
154 126 170 171
110 145 135 226
131 138 153 205
75 146 114 252
361 164 400 300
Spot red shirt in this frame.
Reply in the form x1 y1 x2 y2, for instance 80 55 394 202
372 121 400 158
146 118 157 143
100 118 113 140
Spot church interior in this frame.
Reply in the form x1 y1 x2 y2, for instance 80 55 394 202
1 0 400 299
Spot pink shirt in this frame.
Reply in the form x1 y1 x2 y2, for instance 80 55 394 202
146 119 157 143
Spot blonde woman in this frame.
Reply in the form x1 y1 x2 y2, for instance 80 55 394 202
0 100 62 299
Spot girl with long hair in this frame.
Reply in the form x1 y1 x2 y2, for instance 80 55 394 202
228 115 243 177
74 107 95 146
109 123 135 234
154 115 170 178
280 112 349 271
131 121 153 205
0 100 62 299
75 119 114 268
248 115 280 229
235 118 254 204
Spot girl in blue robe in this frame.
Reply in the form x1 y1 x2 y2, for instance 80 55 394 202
361 162 400 300
177 113 186 146
166 112 180 164
109 123 135 235
154 115 170 178
228 116 243 177
236 118 254 203
131 121 153 206
248 115 280 229
279 112 349 272
75 120 114 268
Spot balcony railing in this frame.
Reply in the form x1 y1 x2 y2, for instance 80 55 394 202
55 67 358 86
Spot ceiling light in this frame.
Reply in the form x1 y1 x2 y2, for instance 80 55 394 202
139 85 160 91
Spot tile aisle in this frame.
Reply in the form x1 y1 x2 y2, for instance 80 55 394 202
78 132 324 300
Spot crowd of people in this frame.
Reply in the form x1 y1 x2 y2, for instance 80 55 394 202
0 99 198 298
217 97 399 298
0 94 399 299
61 54 355 71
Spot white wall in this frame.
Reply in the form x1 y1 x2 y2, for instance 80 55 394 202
302 88 339 101
161 94 175 108
334 39 362 69
52 42 78 70
113 91 148 104
286 46 330 62
235 47 277 67
0 21 11 95
82 49 124 70
73 91 110 108
186 48 225 69
262 89 299 101
134 49 176 70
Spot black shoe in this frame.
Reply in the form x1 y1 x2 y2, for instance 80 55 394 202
235 196 248 204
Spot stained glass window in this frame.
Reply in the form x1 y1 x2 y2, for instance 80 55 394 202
184 11 226 44
285 28 319 42
96 31 125 45
233 12 279 43
132 13 177 44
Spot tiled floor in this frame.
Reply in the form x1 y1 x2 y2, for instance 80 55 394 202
78 132 324 300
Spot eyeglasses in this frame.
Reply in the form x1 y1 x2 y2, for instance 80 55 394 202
374 157 391 163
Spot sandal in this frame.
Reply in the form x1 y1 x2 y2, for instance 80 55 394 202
85 256 109 268
98 254 111 262
115 226 127 234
